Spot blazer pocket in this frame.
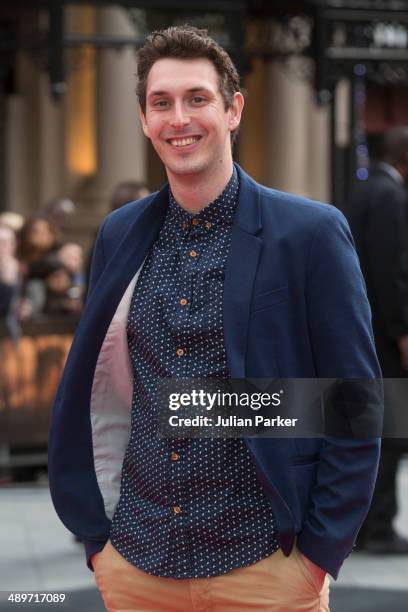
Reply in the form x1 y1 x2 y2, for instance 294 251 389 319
251 286 289 313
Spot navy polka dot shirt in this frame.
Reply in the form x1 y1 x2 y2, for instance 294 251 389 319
109 169 279 578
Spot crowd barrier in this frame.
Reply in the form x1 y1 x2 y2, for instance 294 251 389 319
0 317 77 476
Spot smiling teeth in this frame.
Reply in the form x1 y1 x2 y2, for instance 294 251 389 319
170 136 199 147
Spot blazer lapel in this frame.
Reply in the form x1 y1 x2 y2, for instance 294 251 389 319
224 165 263 378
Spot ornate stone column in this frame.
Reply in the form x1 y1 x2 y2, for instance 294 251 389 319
63 5 147 249
264 58 330 202
38 70 65 206
94 5 146 207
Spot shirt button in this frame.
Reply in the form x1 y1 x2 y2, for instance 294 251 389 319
205 222 212 229
189 250 198 258
192 218 199 225
171 452 180 461
179 298 188 306
173 505 182 514
176 348 185 356
182 223 188 230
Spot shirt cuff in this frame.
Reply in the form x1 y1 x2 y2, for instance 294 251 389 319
83 539 107 572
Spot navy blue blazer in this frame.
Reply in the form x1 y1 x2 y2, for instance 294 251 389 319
48 164 381 579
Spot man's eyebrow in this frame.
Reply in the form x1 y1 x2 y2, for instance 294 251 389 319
148 86 214 98
186 87 213 94
148 90 167 98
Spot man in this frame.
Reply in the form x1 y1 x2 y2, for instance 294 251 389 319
348 127 408 554
49 26 381 611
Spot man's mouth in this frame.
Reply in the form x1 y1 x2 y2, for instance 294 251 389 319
167 136 202 147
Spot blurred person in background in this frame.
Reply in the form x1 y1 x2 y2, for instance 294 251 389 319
17 215 61 280
24 255 82 318
40 197 76 232
0 224 20 335
348 126 408 554
110 181 150 211
0 212 25 233
56 241 85 301
49 26 382 612
38 256 82 316
16 216 61 319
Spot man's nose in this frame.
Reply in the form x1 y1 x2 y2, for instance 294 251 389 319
170 101 190 127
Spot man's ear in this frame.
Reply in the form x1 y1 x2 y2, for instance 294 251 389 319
139 108 150 138
228 92 244 133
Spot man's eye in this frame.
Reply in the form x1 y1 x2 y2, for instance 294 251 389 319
191 96 205 105
154 100 169 108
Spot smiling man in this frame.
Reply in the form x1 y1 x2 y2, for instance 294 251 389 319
49 26 382 611
139 53 242 211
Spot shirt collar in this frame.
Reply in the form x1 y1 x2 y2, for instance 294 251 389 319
167 167 239 232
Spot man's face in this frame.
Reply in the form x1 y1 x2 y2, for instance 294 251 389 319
46 268 71 294
58 243 83 274
140 57 243 181
29 220 55 250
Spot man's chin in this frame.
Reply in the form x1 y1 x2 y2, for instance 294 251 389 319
166 160 207 178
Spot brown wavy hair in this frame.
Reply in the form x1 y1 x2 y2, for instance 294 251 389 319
16 215 60 264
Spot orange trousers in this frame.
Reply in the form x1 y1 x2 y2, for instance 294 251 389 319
94 541 330 611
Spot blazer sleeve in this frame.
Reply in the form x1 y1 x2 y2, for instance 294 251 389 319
296 207 382 577
49 216 112 571
49 197 158 571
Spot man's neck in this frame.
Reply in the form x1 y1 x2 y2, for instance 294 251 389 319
167 160 234 214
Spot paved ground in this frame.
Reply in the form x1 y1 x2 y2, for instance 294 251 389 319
0 460 408 611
